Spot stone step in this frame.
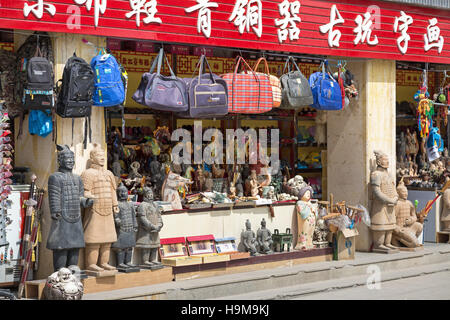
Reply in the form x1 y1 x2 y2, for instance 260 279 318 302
82 243 450 300
213 261 450 300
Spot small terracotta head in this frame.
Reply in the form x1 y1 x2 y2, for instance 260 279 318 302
56 144 75 171
396 179 408 200
143 186 154 202
245 219 251 230
90 144 106 167
374 150 389 169
117 183 128 202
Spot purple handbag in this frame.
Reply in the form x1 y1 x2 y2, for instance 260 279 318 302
180 55 228 118
132 48 188 113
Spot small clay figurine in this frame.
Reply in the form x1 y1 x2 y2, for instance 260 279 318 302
392 180 423 248
204 171 214 192
111 152 122 178
43 267 84 300
47 145 93 272
149 156 164 199
246 169 259 198
128 161 142 180
313 218 329 248
212 163 225 179
398 132 407 163
81 144 119 273
112 183 138 270
194 165 205 192
370 150 399 253
136 186 164 269
162 164 193 210
295 186 317 250
256 218 273 254
241 219 258 256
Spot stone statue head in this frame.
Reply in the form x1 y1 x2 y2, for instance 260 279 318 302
56 145 75 171
117 183 128 202
245 219 251 230
90 144 106 167
374 150 389 169
397 180 408 200
261 218 266 228
143 186 154 202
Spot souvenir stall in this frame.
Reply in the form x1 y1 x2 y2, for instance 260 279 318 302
395 62 450 244
0 0 448 300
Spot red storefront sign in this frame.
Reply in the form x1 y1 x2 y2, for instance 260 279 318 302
0 0 449 63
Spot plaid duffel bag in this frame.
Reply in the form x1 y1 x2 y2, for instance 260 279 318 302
221 56 273 114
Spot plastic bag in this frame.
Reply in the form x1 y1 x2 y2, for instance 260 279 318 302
356 204 371 226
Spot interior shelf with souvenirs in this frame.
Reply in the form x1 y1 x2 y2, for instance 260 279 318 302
395 61 450 243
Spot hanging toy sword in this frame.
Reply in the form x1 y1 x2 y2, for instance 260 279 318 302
417 179 450 224
17 174 37 299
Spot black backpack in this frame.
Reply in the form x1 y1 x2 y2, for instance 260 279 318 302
22 47 55 111
56 53 94 118
55 53 95 149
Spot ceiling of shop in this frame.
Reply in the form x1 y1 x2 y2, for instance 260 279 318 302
380 0 450 10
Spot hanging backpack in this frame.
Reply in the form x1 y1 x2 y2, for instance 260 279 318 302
55 53 95 149
309 61 343 111
180 54 228 118
28 109 53 138
22 47 55 111
55 53 95 118
280 56 313 109
91 50 125 107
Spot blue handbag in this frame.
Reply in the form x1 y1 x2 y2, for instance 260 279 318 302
309 62 343 110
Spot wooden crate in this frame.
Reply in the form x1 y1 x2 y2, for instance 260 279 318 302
436 231 450 243
25 279 46 300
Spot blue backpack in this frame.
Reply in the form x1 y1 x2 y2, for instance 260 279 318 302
91 51 125 107
28 109 53 137
309 62 343 111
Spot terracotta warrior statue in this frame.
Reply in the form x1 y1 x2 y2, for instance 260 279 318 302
256 218 273 254
47 145 93 272
81 144 119 272
136 186 164 268
370 150 399 253
112 183 138 270
295 186 317 250
241 219 258 256
392 180 423 248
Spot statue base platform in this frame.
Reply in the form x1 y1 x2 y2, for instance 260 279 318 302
372 248 400 254
78 270 88 280
117 266 140 273
139 264 164 270
85 269 118 278
396 245 424 252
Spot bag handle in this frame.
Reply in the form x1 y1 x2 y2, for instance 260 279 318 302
282 56 301 74
253 57 270 75
34 46 42 58
190 55 217 85
231 56 261 112
155 48 176 77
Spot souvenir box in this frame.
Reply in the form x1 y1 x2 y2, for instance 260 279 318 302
159 237 202 266
186 235 230 264
214 237 250 260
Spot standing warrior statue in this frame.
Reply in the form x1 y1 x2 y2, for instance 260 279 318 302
136 186 164 269
112 183 138 270
81 144 119 273
47 145 93 272
370 150 399 253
